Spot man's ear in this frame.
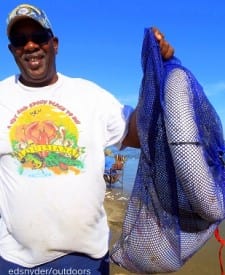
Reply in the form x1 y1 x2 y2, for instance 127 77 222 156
53 37 59 54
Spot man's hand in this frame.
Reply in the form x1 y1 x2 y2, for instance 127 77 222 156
152 27 174 60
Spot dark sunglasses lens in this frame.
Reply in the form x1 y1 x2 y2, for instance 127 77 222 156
32 32 51 44
10 32 52 48
10 36 27 47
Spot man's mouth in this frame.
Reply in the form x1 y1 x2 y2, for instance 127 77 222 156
26 55 44 69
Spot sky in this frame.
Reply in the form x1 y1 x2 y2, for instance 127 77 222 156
0 1 225 131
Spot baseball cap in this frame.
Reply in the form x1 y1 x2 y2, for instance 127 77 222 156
7 4 53 36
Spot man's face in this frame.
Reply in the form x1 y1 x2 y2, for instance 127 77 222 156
8 18 58 87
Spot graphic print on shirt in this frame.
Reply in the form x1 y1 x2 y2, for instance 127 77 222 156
8 100 85 177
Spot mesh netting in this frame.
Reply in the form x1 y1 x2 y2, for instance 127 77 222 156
110 28 225 273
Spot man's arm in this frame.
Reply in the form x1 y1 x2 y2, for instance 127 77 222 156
122 27 174 148
122 109 140 148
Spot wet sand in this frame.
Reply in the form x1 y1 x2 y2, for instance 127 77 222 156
104 185 224 275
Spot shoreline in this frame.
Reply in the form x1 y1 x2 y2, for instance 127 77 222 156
104 185 223 275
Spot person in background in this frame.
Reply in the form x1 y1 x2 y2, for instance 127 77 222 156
0 3 174 274
104 149 118 185
104 149 115 171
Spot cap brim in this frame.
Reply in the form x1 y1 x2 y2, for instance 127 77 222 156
7 15 45 36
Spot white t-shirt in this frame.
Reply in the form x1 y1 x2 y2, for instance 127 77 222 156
0 73 132 267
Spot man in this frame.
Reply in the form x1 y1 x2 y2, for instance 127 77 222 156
0 3 174 274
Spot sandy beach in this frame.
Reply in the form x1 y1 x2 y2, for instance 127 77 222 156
104 185 224 275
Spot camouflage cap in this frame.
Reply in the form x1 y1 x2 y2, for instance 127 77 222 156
7 4 53 36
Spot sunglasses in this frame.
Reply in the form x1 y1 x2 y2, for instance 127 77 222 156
9 31 53 48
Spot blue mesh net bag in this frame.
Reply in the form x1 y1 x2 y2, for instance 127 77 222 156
110 28 225 273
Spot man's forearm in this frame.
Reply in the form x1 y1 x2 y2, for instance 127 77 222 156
122 109 140 148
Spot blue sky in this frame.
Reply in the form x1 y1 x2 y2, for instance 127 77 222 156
1 1 225 131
